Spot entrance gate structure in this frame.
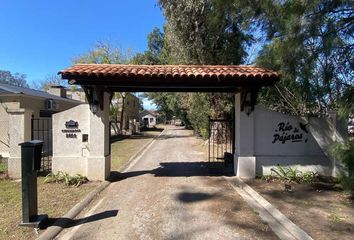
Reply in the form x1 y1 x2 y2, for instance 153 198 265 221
56 64 279 180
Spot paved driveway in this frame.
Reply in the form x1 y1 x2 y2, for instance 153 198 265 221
57 126 277 240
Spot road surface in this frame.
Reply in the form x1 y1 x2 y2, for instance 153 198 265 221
57 126 277 240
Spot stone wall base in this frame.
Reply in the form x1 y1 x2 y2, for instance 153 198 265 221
87 155 111 180
235 156 256 178
8 157 21 179
52 155 111 181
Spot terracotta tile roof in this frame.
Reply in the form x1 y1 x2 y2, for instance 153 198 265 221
59 64 279 79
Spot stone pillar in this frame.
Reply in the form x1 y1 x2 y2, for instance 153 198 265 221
8 109 32 178
234 93 256 178
86 92 111 180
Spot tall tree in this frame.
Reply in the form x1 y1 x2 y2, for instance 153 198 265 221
253 0 354 116
141 0 250 138
159 0 251 64
73 41 131 64
130 27 167 65
0 70 28 87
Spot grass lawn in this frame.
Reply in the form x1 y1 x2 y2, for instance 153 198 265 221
246 178 354 240
0 177 100 240
110 127 163 171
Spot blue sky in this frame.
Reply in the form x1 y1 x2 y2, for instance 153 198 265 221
0 0 164 109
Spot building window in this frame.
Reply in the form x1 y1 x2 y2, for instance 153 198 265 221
150 118 154 123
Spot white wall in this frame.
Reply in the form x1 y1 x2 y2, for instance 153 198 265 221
52 104 90 176
141 114 156 126
52 92 111 180
253 106 332 175
234 90 338 178
1 95 80 178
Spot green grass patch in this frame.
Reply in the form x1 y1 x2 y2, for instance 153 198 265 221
110 128 163 171
0 177 99 240
0 161 7 173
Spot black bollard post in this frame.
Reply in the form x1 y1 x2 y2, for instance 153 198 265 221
19 140 48 228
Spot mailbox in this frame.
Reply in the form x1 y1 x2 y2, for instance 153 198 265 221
19 140 43 171
33 143 43 171
19 140 47 228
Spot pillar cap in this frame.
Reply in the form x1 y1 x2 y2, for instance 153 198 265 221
19 140 44 147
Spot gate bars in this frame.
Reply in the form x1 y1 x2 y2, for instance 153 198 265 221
208 117 235 164
31 117 52 173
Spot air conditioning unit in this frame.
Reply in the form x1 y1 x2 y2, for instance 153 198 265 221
45 99 59 110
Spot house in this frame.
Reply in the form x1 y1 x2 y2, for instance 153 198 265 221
140 110 157 127
0 84 81 177
66 87 87 103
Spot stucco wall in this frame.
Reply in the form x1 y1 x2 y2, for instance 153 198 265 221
1 94 80 178
18 95 79 118
52 104 90 176
253 106 332 175
0 103 9 157
52 93 111 180
66 89 87 103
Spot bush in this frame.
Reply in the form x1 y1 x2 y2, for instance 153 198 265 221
331 140 354 196
270 165 317 183
44 171 88 187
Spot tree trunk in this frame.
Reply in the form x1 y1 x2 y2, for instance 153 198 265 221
119 92 126 133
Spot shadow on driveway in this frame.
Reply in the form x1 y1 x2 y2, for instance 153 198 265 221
42 210 119 230
108 161 234 183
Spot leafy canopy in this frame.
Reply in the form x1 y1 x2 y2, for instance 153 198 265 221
254 0 353 116
140 0 252 138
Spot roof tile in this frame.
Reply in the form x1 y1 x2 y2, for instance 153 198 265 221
59 64 279 80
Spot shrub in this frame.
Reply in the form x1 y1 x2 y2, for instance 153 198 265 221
302 171 318 183
331 140 354 196
270 165 317 183
44 171 88 187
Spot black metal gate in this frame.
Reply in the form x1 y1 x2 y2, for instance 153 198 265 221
208 117 235 165
31 117 52 173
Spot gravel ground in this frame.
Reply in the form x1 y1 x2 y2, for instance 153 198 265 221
56 126 277 240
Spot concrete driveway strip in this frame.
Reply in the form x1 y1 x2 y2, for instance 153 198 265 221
56 126 278 240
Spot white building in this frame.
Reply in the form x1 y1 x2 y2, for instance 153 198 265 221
0 84 81 177
140 110 157 127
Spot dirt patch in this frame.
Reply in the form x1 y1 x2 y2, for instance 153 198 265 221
246 178 354 240
202 177 278 239
190 137 276 238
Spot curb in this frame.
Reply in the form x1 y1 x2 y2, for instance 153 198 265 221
224 177 313 240
119 129 165 172
37 129 165 240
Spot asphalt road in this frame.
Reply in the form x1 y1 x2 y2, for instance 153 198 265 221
56 126 277 240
